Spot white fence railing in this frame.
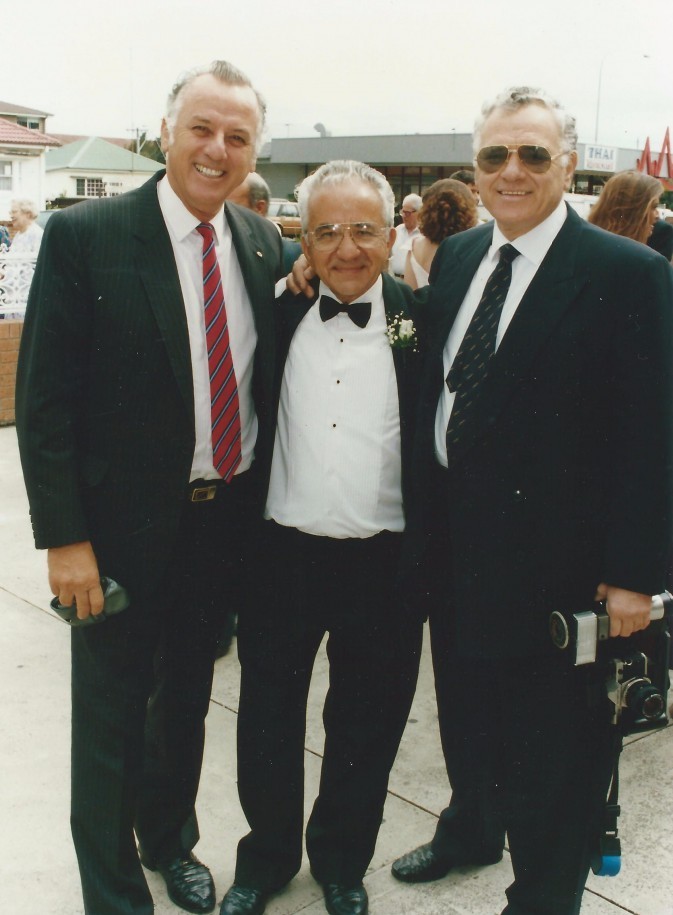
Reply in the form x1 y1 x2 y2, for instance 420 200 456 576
0 247 36 317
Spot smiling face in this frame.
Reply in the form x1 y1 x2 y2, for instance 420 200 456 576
161 74 260 222
475 103 577 240
302 179 394 304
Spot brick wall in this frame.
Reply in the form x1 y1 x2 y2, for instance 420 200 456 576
0 319 23 425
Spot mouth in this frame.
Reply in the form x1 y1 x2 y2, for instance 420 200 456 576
194 163 225 178
498 190 530 197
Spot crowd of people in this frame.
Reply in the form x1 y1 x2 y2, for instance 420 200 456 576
14 58 673 915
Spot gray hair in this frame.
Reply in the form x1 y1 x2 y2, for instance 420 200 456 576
473 86 578 159
10 198 38 219
165 59 266 153
246 172 271 208
402 193 422 211
296 160 395 231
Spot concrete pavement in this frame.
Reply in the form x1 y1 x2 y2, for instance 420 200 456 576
1 423 671 914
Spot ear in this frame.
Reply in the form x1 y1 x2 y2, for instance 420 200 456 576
563 150 578 191
160 119 170 154
301 235 312 267
387 226 396 255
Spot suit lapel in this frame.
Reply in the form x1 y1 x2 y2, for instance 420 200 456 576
382 273 414 390
226 202 278 408
132 174 194 421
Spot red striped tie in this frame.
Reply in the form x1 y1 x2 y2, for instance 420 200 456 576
196 223 242 482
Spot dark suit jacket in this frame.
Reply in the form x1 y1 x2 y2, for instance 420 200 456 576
273 273 421 518
413 206 673 657
16 170 283 600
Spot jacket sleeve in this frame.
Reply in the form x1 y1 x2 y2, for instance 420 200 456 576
15 212 93 549
601 251 673 593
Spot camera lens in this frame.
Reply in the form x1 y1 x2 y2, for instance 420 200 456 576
640 692 665 720
623 679 665 721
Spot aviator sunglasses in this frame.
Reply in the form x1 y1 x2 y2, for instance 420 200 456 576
476 144 565 174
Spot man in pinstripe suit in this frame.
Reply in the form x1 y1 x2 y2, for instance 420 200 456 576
16 60 282 915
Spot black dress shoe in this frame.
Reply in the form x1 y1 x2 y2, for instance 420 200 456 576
322 882 368 915
219 884 267 915
148 852 215 913
391 841 502 883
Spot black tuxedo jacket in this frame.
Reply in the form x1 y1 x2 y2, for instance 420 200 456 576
413 206 673 657
273 273 421 518
16 171 283 600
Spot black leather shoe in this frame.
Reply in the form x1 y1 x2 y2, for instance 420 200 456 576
322 883 368 915
219 884 267 915
147 852 215 913
391 841 502 883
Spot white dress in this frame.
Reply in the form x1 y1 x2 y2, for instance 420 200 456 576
408 238 430 287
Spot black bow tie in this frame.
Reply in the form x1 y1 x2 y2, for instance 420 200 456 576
319 295 371 328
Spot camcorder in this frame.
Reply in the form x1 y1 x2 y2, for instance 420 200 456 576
550 592 671 877
549 592 671 735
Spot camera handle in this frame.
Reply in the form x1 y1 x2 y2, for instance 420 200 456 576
591 729 624 877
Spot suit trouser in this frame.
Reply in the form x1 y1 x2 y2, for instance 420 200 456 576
428 607 615 915
234 521 423 892
70 473 255 915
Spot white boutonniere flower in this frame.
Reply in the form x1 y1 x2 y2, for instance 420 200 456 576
386 313 418 351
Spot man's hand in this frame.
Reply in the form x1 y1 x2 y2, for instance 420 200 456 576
594 582 652 637
48 541 104 620
286 253 316 296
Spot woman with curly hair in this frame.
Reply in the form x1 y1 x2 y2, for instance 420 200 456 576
588 170 663 245
403 178 477 289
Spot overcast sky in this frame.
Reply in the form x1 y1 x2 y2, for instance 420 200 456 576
5 0 672 153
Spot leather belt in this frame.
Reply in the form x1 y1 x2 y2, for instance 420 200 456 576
188 474 245 503
190 483 218 502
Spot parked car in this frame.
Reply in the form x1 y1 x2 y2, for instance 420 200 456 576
267 199 302 238
36 209 59 229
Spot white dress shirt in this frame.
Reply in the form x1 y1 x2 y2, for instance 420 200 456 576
158 177 258 480
434 200 568 466
265 276 404 538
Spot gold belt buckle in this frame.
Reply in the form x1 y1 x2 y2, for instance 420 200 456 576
191 485 217 503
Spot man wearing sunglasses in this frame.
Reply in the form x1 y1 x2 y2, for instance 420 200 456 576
392 87 673 914
220 160 423 915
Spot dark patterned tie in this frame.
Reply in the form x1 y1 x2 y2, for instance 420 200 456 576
446 243 520 451
196 223 242 482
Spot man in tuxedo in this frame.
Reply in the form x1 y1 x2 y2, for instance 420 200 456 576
16 60 282 915
220 160 423 915
391 88 673 914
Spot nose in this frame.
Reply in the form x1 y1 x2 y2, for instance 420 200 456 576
206 131 228 160
334 226 362 256
499 149 527 179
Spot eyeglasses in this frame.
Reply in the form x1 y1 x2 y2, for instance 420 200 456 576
476 145 565 174
400 208 417 216
306 222 391 251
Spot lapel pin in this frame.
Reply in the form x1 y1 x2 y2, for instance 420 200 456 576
256 250 263 258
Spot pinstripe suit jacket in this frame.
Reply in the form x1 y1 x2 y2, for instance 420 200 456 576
16 170 282 599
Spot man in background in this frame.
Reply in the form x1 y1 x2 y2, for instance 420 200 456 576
228 172 302 272
389 192 421 276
